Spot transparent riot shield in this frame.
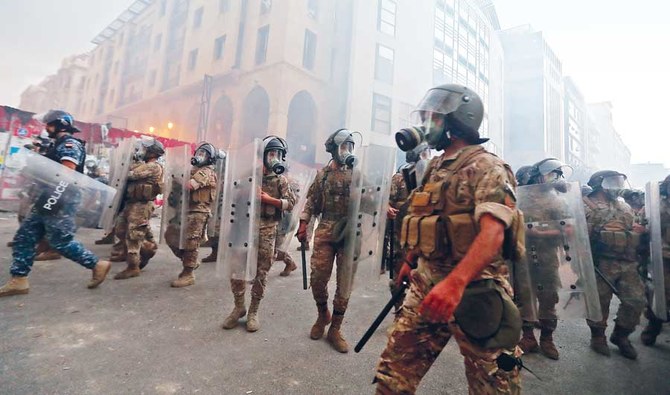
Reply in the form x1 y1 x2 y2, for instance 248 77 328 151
159 145 190 249
645 181 668 320
207 156 226 238
517 182 602 322
99 138 136 232
277 161 317 252
0 149 116 226
217 139 263 284
341 144 396 298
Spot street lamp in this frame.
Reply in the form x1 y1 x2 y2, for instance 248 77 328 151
167 122 174 130
149 126 155 134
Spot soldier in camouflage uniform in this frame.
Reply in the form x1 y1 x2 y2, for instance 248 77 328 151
222 136 294 332
641 175 670 345
375 85 523 394
296 129 359 353
0 110 111 297
516 158 573 360
583 170 646 359
386 144 430 302
165 142 219 288
113 138 164 280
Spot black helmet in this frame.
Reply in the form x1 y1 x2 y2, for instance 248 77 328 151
145 138 165 158
405 142 429 164
587 170 627 190
36 109 79 133
325 129 358 168
191 142 218 167
262 135 288 174
515 165 533 186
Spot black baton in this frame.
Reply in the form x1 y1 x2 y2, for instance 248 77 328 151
354 280 408 353
301 241 308 290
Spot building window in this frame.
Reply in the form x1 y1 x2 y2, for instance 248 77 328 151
149 70 157 87
372 93 392 135
219 0 231 13
193 7 204 28
255 25 270 65
261 0 272 14
214 35 226 60
375 44 394 83
377 0 396 36
188 49 199 71
307 0 318 19
160 0 167 16
303 30 317 70
154 34 162 52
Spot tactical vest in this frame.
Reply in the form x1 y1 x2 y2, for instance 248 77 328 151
319 167 352 221
127 164 164 202
400 147 524 266
261 174 283 221
187 166 215 207
584 196 639 261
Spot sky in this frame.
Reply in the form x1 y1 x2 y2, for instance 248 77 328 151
1 0 668 165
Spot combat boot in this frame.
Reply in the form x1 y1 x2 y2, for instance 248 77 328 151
641 317 663 346
279 261 297 277
201 245 218 263
539 329 559 360
222 294 247 329
246 297 262 332
114 257 140 280
34 250 61 261
326 312 349 353
171 267 195 288
610 325 638 360
518 326 539 353
94 233 115 245
0 276 29 297
88 260 111 289
310 302 332 340
589 326 611 356
139 241 157 270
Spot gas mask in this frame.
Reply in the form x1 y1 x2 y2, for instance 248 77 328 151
601 174 628 200
396 112 450 152
326 129 360 168
191 148 211 167
264 149 286 175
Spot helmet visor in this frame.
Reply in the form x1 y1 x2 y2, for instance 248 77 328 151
537 159 573 180
601 174 627 190
414 87 468 115
194 148 210 163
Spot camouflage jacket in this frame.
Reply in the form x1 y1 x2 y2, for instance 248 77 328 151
188 165 217 213
301 164 353 222
389 171 410 209
125 161 163 202
408 145 519 283
518 185 570 262
261 173 295 225
583 195 636 261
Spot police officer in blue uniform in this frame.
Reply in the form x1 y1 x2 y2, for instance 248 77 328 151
0 110 111 297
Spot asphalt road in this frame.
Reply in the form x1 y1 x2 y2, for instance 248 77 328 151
0 213 668 395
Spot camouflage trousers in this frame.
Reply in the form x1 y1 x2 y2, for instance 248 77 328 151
165 212 209 268
587 258 645 330
274 232 295 265
375 270 521 395
528 262 560 326
310 220 351 315
115 202 157 266
231 223 277 299
10 208 98 277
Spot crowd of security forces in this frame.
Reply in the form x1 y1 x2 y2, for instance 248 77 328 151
0 83 668 395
